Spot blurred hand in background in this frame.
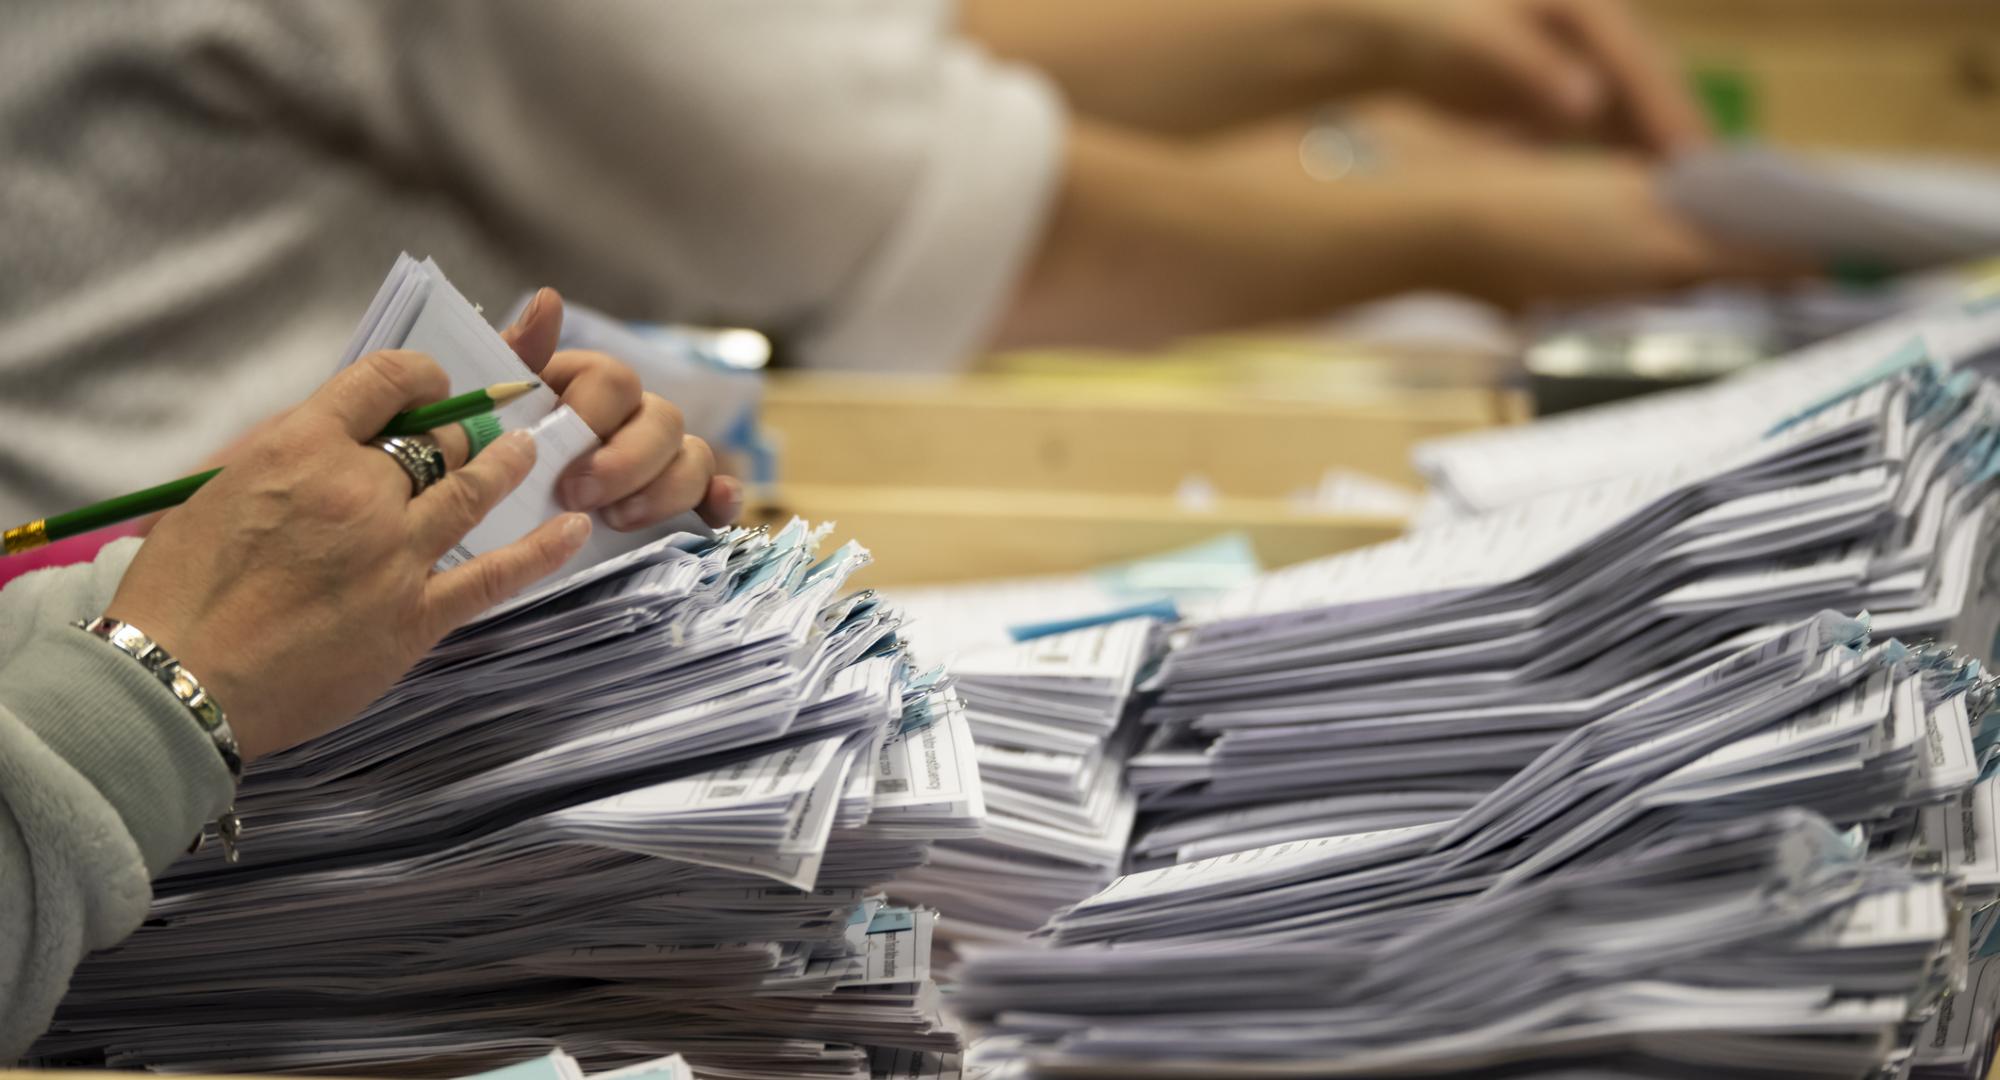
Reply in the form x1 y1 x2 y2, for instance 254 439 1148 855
973 0 1806 348
963 0 1707 152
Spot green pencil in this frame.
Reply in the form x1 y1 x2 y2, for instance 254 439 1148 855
3 381 537 555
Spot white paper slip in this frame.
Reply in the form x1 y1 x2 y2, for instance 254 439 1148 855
1664 146 2000 269
339 254 708 586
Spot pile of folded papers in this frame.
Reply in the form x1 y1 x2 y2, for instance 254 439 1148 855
956 294 2000 1078
1128 303 2000 865
1415 287 2000 516
34 258 983 1080
891 619 1154 942
38 521 982 1079
963 611 2000 1076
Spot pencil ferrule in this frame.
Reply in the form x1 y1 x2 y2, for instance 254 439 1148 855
3 519 48 555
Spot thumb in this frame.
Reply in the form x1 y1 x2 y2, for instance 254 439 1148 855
502 287 566 375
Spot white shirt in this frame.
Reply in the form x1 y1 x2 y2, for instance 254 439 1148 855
0 0 1066 520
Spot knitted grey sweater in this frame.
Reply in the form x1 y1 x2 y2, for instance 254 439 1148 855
0 0 1061 522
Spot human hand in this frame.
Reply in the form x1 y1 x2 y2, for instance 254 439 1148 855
1348 0 1707 155
1425 153 1810 308
507 288 742 531
1194 104 1801 309
962 0 1702 153
1197 98 1539 187
103 351 591 764
152 291 741 538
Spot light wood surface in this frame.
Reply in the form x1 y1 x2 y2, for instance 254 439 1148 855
762 372 1514 495
1637 0 2000 156
754 351 1523 587
746 484 1405 589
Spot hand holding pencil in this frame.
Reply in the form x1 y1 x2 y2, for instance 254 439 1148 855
63 289 742 764
4 288 744 557
2 381 539 555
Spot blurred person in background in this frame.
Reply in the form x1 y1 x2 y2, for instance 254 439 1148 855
0 0 1786 525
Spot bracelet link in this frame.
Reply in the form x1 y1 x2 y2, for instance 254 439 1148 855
76 617 244 862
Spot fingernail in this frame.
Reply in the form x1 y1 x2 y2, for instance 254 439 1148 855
509 288 546 332
561 512 592 545
497 430 535 462
715 476 745 522
563 474 602 510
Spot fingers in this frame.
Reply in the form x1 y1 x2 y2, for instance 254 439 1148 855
500 287 566 375
429 422 473 471
425 513 592 631
1437 13 1603 138
538 349 645 440
1696 237 1820 286
1544 0 1709 154
561 392 686 512
407 430 539 558
308 349 451 442
603 435 718 532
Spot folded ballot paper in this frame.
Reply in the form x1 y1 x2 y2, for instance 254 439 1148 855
947 298 2000 1077
338 254 713 582
33 262 982 1080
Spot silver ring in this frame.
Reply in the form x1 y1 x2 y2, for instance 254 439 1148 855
370 434 446 496
1299 111 1376 183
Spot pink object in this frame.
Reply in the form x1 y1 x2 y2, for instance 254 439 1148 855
0 523 143 592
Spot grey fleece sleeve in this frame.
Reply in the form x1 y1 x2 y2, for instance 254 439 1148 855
0 538 235 1061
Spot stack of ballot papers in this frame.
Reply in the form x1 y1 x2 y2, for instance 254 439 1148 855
36 522 979 1079
891 619 1157 942
942 297 2000 1077
1909 955 2000 1080
955 611 2000 1077
1414 287 2000 515
1129 336 2000 864
31 262 985 1080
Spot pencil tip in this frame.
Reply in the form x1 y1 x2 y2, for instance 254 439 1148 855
491 381 539 404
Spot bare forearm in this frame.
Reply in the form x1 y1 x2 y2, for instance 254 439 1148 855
991 121 1449 350
961 0 1393 136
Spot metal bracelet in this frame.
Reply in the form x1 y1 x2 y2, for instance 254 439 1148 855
75 616 243 862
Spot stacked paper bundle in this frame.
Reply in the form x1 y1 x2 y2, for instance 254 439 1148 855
1415 289 2000 515
31 260 982 1080
959 610 2000 1077
952 300 2000 1077
1126 324 2000 867
892 620 1154 941
1910 955 2000 1080
36 520 981 1078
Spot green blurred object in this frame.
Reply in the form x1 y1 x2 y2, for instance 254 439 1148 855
1828 258 1897 288
1692 64 1757 139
